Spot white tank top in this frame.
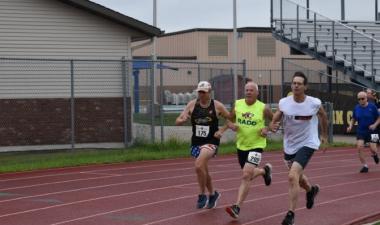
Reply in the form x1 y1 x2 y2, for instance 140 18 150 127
279 95 321 154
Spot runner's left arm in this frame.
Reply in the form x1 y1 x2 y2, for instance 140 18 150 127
317 106 329 144
261 105 274 137
214 100 231 120
369 108 380 130
214 101 232 138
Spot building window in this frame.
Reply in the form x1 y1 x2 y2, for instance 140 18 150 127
208 35 228 56
257 37 276 57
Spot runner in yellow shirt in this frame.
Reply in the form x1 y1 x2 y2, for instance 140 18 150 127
216 81 273 219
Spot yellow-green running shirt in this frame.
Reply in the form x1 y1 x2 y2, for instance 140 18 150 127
235 99 266 150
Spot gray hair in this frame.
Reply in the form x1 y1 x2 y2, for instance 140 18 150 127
245 81 258 91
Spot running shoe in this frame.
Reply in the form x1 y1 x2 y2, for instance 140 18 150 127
206 191 220 209
196 194 207 209
282 211 295 225
225 204 240 219
263 163 272 186
306 184 320 209
373 154 379 164
360 166 369 173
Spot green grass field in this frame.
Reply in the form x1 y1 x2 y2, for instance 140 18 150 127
0 139 352 173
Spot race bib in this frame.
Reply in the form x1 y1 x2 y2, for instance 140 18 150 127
195 125 210 137
371 133 379 142
247 151 262 166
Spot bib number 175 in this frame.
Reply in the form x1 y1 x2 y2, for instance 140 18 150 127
195 125 210 137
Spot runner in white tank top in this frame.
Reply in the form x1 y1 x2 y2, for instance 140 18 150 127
269 72 328 225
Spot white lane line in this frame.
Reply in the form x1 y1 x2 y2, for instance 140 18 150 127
0 164 370 220
242 189 380 225
143 177 380 225
0 154 358 192
0 174 120 192
52 176 380 225
0 148 355 183
0 159 360 203
0 162 359 204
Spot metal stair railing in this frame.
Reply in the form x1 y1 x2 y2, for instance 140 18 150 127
271 0 380 86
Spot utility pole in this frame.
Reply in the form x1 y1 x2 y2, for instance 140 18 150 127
232 0 238 101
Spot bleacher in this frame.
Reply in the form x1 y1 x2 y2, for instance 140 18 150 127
272 0 380 90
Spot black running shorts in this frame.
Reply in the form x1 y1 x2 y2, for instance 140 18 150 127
283 146 315 169
356 131 378 144
237 148 263 169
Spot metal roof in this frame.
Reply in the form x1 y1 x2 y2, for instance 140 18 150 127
58 0 162 40
161 27 272 37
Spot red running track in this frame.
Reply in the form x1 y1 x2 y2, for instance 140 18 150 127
0 147 379 225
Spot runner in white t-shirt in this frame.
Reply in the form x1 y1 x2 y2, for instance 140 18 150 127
269 72 328 225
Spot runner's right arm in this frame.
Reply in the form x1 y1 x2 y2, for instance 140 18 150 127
346 109 356 133
269 107 283 132
175 100 195 126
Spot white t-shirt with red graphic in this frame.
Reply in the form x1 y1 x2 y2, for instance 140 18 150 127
279 95 322 155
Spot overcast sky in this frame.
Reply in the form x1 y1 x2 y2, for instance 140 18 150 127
91 0 377 33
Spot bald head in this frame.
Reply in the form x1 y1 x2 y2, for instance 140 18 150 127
357 91 367 99
357 91 368 106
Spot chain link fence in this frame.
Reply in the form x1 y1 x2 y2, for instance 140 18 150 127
133 60 340 143
1 57 360 150
0 58 247 150
0 58 132 151
132 61 245 143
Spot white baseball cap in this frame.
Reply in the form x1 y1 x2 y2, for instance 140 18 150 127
196 81 211 92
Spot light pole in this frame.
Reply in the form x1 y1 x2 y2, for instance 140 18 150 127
152 0 157 105
152 0 157 93
153 0 157 71
150 0 158 142
232 0 238 101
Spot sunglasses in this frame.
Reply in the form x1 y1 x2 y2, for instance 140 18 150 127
357 98 366 101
